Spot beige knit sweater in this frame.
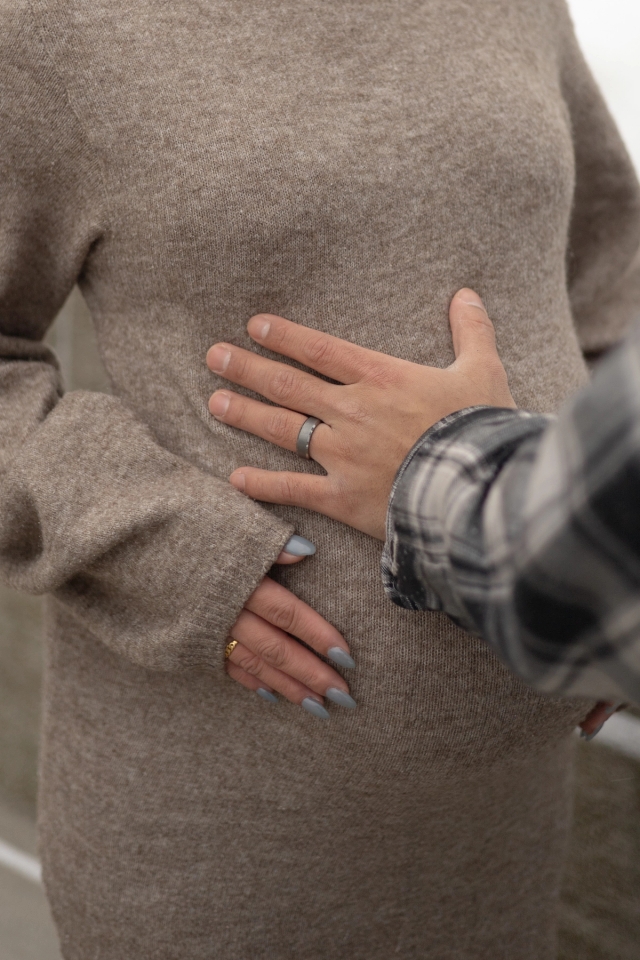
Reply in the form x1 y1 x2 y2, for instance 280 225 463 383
1 1 640 958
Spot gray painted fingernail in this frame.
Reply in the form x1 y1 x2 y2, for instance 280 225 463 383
282 535 316 557
301 697 330 719
328 647 356 669
257 688 278 704
581 723 604 741
326 688 357 709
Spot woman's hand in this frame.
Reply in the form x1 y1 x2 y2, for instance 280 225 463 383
225 551 356 717
578 700 626 740
207 289 515 540
213 292 622 737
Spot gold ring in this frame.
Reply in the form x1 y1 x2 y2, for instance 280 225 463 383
224 639 239 660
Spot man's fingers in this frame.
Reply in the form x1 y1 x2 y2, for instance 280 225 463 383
230 468 330 512
246 313 386 385
449 289 516 409
206 341 337 419
448 289 499 363
209 389 332 461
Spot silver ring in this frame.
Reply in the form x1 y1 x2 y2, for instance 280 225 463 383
296 416 323 460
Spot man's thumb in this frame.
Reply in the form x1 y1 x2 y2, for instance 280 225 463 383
449 289 498 363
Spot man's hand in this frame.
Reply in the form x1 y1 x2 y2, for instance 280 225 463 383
206 289 515 540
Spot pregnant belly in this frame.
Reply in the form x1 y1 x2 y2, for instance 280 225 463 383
42 509 591 800
259 509 593 779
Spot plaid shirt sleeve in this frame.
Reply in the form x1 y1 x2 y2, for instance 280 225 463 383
382 322 640 703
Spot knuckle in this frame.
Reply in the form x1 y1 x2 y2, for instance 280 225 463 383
267 599 297 635
265 409 294 445
303 334 336 368
336 395 369 425
365 365 400 389
235 649 263 677
271 367 300 403
258 634 289 670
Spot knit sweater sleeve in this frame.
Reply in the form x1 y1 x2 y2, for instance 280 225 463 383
0 2 294 673
559 5 640 355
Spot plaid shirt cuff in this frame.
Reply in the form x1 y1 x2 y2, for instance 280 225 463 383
381 406 550 628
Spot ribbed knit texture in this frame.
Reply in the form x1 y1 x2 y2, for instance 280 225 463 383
1 1 639 957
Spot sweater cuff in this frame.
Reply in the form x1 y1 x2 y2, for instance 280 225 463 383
170 505 295 671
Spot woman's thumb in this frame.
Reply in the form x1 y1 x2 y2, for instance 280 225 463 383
449 289 498 363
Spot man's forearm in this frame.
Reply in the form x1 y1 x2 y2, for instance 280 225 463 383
383 326 640 704
381 405 551 629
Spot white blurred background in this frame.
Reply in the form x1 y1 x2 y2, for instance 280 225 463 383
568 0 640 173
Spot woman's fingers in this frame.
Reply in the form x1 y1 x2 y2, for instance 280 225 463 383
209 389 332 459
225 575 357 716
206 341 337 420
244 576 355 669
275 534 317 564
226 644 330 720
224 659 278 701
226 643 313 704
246 313 387 385
231 608 355 705
578 700 625 739
230 468 333 513
225 559 354 714
275 551 306 565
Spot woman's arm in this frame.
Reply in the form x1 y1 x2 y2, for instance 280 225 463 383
0 1 355 715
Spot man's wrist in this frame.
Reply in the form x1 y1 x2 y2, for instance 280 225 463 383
383 406 547 614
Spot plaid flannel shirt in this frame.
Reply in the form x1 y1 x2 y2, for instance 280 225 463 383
382 321 640 704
